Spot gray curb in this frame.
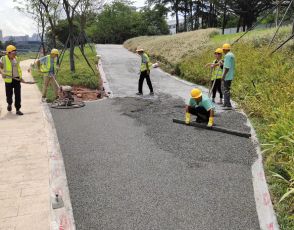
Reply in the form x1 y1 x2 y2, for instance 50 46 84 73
42 102 76 230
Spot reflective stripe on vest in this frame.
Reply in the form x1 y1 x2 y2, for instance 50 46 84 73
140 53 152 72
211 60 223 80
2 55 22 83
40 55 56 73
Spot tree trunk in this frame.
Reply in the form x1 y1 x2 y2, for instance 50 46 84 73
184 1 188 31
222 0 227 34
39 1 57 48
292 18 294 35
237 16 241 33
176 8 179 33
47 17 57 48
68 19 75 72
189 1 193 30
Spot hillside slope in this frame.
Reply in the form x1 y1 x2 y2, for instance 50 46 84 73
124 27 294 229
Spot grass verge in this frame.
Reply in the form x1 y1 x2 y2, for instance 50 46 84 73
31 45 99 102
124 26 294 229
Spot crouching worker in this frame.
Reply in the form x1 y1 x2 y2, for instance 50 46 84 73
185 88 215 127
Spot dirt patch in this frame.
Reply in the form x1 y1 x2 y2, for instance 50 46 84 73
71 86 108 101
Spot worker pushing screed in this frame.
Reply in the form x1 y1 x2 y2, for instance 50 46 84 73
0 45 24 115
185 88 215 127
36 48 60 102
206 48 223 104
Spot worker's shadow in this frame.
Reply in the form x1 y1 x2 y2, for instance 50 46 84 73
0 112 18 120
0 111 37 120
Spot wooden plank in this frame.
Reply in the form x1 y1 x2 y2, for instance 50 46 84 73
172 119 251 138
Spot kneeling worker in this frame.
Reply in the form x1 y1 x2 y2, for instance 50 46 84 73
185 88 215 127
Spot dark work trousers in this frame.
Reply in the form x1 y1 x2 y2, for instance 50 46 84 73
212 79 223 99
223 80 232 107
5 79 21 111
188 106 210 122
138 70 153 94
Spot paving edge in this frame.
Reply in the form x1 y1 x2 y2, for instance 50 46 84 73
161 68 280 230
42 103 76 230
95 49 279 230
167 70 280 230
246 117 280 230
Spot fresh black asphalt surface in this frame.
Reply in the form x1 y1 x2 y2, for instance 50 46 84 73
51 45 260 230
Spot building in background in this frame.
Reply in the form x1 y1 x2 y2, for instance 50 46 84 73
167 19 185 34
2 33 41 52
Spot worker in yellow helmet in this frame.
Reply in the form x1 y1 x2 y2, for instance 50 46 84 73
0 45 24 115
136 47 154 96
185 88 215 127
36 48 60 101
222 43 235 109
205 48 224 104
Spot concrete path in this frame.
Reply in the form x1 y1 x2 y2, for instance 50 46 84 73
50 44 262 229
0 60 50 230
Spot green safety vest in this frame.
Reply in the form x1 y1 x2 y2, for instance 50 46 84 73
1 55 22 83
211 59 223 80
140 53 152 72
40 55 57 74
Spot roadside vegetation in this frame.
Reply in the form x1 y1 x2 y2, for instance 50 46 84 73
31 46 99 102
18 52 38 61
124 26 294 229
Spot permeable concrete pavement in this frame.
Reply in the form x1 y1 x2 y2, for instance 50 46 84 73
50 45 260 229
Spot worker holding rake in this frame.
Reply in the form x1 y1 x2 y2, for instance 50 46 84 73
0 45 24 115
206 48 223 104
36 48 60 101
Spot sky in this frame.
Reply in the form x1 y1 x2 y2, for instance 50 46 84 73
0 0 147 37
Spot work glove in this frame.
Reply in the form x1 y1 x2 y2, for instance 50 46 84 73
185 112 191 124
207 117 214 127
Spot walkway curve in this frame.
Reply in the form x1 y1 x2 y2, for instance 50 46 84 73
49 45 278 230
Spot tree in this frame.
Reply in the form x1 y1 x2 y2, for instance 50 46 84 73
62 0 82 72
0 41 4 50
76 0 105 51
53 19 80 45
138 5 170 35
14 0 47 54
39 0 61 48
219 0 275 31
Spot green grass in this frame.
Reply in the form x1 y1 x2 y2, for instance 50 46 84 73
124 26 294 229
18 52 38 61
32 45 99 102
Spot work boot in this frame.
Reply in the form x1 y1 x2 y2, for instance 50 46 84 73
7 104 12 112
16 110 24 116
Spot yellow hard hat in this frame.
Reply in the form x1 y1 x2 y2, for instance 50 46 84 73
51 48 59 55
222 43 231 50
191 88 202 99
6 45 17 53
215 48 223 54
